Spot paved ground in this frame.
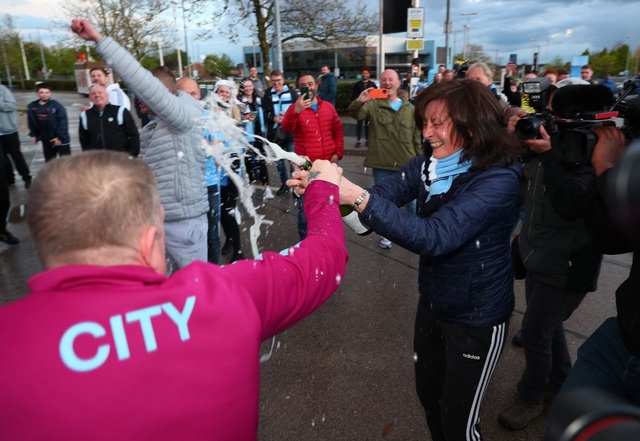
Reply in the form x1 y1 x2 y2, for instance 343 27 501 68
0 91 631 440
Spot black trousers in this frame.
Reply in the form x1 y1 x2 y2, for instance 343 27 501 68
0 140 9 232
1 132 31 184
355 119 369 141
220 182 241 253
414 302 508 441
42 140 71 162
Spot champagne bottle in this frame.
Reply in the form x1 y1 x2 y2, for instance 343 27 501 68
300 158 371 235
299 159 312 170
339 204 373 236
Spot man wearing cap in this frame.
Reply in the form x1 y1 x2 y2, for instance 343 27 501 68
350 67 377 148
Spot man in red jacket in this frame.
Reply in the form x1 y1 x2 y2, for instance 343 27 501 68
282 71 344 239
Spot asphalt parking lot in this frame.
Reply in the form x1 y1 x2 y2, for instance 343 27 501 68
0 91 631 440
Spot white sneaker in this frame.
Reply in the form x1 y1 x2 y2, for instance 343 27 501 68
379 237 392 249
263 187 275 200
234 207 242 225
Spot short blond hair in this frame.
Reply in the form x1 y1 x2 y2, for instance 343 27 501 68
27 151 161 264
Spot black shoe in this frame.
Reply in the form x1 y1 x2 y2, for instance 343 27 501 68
24 177 32 189
512 329 523 347
276 185 289 196
230 250 244 262
355 140 362 148
221 240 233 255
0 230 20 245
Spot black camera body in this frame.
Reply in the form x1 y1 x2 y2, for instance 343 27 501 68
517 78 628 165
555 120 606 165
516 111 557 140
515 77 554 140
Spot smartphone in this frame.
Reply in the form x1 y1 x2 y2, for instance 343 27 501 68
300 86 309 100
509 54 518 65
369 88 389 99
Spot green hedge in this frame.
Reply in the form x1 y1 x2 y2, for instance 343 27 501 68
336 82 356 114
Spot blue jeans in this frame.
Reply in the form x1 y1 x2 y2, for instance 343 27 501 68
276 140 294 187
372 167 416 215
207 185 221 264
554 317 640 406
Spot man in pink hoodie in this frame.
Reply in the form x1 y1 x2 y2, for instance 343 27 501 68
0 149 347 441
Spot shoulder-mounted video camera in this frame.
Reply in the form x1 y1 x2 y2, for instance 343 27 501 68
517 77 640 165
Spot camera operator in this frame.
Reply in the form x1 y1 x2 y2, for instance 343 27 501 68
499 79 605 430
544 127 640 440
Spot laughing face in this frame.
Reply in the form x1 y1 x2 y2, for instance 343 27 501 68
422 100 464 159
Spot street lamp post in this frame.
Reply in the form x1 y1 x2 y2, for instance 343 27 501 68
37 29 48 80
460 12 478 60
182 0 190 77
625 36 631 79
529 38 541 73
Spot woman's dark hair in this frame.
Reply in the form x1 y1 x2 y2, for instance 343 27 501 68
414 79 520 170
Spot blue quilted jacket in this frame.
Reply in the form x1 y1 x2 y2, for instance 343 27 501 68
360 155 522 327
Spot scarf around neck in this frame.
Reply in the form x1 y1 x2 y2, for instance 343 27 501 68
424 149 472 202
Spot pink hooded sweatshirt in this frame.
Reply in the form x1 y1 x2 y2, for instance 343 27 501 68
0 180 347 441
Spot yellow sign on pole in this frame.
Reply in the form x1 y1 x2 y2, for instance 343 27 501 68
406 39 424 51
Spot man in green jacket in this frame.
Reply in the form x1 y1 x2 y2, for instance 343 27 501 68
348 69 422 249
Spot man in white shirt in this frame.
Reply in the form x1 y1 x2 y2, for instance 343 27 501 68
89 66 131 110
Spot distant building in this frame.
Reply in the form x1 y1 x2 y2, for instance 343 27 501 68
243 35 444 80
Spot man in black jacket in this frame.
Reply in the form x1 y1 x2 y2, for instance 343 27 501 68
499 85 604 430
79 84 140 157
544 127 640 440
350 67 377 148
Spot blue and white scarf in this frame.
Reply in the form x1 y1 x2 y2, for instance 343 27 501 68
423 149 472 202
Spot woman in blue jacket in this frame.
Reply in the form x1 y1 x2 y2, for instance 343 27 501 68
298 80 522 440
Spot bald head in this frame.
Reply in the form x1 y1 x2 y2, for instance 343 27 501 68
380 69 401 100
177 77 201 100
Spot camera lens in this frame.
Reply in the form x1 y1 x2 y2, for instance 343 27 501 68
516 115 544 140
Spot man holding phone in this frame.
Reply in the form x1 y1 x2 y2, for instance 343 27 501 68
282 71 343 239
348 69 422 249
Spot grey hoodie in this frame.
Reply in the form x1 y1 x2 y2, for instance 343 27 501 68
0 85 18 134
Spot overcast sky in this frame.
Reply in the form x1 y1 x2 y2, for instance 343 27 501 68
3 0 640 69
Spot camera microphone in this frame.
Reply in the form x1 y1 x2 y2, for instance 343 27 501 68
552 85 614 119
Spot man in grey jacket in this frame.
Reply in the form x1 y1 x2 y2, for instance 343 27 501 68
71 18 208 269
0 84 32 189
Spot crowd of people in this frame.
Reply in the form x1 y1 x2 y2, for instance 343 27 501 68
0 16 638 441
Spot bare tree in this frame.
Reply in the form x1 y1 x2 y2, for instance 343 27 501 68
58 0 176 60
193 0 377 72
